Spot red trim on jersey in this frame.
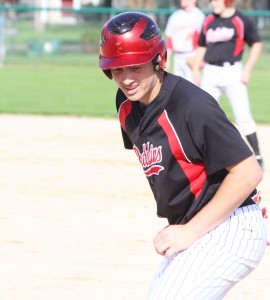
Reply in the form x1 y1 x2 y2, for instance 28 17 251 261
118 100 132 132
145 165 164 176
158 111 206 198
166 37 173 50
231 16 245 56
192 31 200 49
203 14 215 35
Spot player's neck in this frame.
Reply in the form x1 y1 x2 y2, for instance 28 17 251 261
220 7 236 18
183 5 195 12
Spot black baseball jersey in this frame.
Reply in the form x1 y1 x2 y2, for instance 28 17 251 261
116 73 254 225
198 11 261 65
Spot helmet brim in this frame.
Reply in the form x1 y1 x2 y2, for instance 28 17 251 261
99 52 156 70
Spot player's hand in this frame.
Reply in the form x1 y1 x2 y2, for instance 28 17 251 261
192 69 201 86
241 68 251 84
153 224 197 258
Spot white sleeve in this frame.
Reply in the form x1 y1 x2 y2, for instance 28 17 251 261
165 15 174 37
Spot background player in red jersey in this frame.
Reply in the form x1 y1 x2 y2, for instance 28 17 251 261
192 0 264 170
99 12 267 299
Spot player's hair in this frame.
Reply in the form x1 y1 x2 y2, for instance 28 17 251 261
99 12 167 79
224 0 233 6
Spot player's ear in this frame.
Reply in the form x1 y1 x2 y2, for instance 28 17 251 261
154 52 167 72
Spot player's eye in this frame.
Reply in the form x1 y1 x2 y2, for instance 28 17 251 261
111 68 122 74
131 65 144 71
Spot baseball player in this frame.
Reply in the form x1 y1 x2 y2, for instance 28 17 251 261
192 0 264 170
165 0 205 82
99 12 267 299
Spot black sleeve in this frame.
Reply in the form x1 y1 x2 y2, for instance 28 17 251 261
116 88 125 111
185 92 253 175
243 14 261 46
120 126 133 149
198 27 206 47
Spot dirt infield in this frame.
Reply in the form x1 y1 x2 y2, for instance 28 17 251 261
0 115 269 300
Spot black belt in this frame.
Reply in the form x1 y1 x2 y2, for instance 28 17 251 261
239 197 255 208
207 61 236 66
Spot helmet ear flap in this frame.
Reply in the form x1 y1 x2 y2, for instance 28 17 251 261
104 69 112 79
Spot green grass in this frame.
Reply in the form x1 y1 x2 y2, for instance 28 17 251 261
219 69 270 124
1 15 268 121
0 51 270 122
0 55 117 117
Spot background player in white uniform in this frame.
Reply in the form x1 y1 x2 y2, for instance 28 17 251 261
192 0 264 169
99 12 267 299
165 0 205 82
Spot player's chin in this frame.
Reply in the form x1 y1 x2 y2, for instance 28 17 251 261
120 89 139 102
123 92 141 102
212 8 223 15
126 96 141 102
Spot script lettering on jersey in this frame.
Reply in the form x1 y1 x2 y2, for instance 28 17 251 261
133 142 164 177
206 27 234 43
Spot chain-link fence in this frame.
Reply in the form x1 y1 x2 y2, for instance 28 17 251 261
1 6 270 63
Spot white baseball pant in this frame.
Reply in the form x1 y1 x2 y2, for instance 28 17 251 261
200 62 256 136
146 204 267 300
173 53 194 83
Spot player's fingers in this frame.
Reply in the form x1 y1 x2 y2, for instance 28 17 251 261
155 248 167 256
154 241 169 256
164 247 177 258
153 227 168 244
157 249 168 256
154 243 166 255
153 225 172 254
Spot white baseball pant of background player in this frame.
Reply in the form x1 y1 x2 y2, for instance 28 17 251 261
200 62 256 136
146 205 267 300
172 52 195 82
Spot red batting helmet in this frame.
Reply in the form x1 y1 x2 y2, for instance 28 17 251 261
99 12 166 79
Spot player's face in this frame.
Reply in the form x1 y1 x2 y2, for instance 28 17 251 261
209 0 226 14
111 61 162 106
180 0 197 11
